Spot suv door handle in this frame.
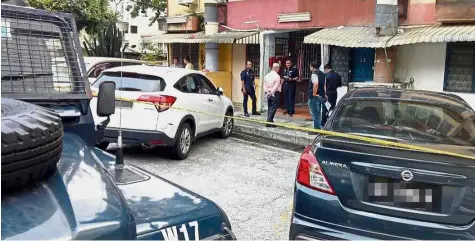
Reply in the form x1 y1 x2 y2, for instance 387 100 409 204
208 98 213 102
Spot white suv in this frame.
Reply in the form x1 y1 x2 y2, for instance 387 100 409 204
90 66 234 160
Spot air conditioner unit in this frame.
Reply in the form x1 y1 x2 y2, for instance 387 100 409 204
177 0 195 5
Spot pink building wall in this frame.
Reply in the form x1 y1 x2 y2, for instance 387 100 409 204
226 0 375 30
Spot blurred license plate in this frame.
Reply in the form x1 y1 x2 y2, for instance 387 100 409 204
116 100 133 108
364 176 442 212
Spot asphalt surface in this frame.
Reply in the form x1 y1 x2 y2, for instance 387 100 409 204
120 136 302 240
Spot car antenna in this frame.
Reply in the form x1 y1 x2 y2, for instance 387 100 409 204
115 3 126 166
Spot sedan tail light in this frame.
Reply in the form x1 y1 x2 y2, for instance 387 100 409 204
296 146 335 195
137 95 176 112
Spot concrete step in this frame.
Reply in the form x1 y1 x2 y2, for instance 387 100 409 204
233 111 316 147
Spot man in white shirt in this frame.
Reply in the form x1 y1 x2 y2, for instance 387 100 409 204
264 63 282 127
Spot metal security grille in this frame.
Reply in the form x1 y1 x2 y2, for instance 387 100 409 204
246 44 260 77
1 5 88 99
171 43 199 70
275 31 321 80
299 44 320 79
330 46 350 86
445 43 475 93
275 38 289 56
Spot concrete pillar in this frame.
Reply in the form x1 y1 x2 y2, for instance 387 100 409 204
204 0 219 72
374 48 397 83
205 43 219 72
375 0 398 36
320 45 330 71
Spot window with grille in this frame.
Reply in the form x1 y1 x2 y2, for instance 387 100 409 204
246 44 260 77
171 43 199 70
444 43 475 93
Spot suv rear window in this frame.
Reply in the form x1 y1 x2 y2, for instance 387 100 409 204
92 72 165 92
331 100 475 146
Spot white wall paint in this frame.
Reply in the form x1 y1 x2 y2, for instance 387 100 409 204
395 43 475 110
113 0 163 53
232 44 246 103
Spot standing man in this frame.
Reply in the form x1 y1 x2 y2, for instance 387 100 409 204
322 64 342 126
308 61 326 134
183 56 194 70
171 57 182 68
283 59 299 117
264 63 282 127
241 61 260 117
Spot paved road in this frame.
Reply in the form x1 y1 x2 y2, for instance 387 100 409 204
121 137 301 240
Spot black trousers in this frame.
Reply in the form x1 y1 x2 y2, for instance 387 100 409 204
321 90 338 127
267 92 281 122
243 90 257 114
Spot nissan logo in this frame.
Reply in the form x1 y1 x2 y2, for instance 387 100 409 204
401 170 414 182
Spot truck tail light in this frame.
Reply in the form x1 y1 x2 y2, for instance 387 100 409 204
137 95 176 112
296 146 335 195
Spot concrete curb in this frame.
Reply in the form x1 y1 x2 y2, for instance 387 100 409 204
234 121 315 147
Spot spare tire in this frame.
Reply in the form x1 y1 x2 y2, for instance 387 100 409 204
1 98 63 192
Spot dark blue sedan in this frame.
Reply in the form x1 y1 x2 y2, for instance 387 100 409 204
290 88 475 240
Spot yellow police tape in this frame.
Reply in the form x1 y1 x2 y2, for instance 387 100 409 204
95 94 475 161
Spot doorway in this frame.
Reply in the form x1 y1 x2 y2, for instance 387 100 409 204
350 48 375 82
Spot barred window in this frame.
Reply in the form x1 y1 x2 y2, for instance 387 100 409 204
246 44 260 77
444 43 475 93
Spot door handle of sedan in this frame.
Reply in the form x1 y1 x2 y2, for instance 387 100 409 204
208 98 213 102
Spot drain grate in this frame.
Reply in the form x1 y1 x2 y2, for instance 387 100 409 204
108 166 150 185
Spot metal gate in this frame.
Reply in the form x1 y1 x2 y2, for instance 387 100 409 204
273 30 321 106
171 43 199 70
330 46 350 86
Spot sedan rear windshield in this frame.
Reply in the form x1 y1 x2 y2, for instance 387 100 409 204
331 99 475 146
92 72 165 92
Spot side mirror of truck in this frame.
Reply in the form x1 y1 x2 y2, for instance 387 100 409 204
97 81 116 117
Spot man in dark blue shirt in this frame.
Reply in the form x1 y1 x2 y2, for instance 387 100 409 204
283 59 299 117
321 64 342 126
241 61 260 117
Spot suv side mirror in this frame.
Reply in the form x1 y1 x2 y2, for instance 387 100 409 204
97 81 116 117
217 87 224 96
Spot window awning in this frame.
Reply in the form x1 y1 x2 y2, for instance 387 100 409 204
303 25 475 48
142 31 260 44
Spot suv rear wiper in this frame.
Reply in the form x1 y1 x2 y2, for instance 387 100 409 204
1 73 53 81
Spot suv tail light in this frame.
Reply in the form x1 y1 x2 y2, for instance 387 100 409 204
297 145 335 195
137 95 176 112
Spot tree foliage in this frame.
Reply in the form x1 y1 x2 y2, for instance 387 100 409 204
83 22 123 57
27 0 117 33
126 0 166 25
140 41 166 63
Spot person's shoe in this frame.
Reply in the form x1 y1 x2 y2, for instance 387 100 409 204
308 131 318 135
252 111 261 115
283 110 288 115
266 124 276 128
244 113 250 117
289 113 293 117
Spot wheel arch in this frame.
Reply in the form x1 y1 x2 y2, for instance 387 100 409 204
178 114 197 138
225 106 234 115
